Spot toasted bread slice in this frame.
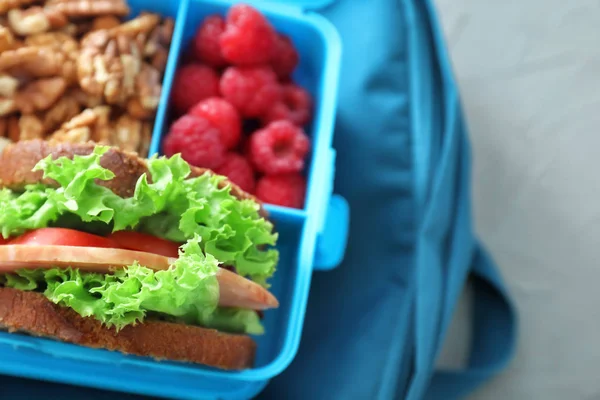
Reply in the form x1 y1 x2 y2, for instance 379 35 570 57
0 140 267 217
0 287 256 370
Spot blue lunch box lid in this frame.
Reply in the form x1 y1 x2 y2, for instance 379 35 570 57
252 0 336 10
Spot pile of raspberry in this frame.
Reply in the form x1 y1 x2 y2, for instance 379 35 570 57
162 3 312 209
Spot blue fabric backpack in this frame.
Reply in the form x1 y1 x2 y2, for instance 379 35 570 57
263 0 518 398
0 0 517 399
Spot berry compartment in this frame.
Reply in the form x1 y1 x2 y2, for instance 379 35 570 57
148 0 342 217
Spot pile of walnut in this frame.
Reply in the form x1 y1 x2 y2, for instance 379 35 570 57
0 0 174 157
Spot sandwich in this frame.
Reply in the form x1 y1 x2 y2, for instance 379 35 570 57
0 139 280 370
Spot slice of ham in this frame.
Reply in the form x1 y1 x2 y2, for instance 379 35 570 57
0 245 279 310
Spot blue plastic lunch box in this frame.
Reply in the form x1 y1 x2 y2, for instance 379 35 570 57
0 0 349 399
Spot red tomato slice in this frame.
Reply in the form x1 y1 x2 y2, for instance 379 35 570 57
10 228 120 248
108 231 181 258
0 237 10 245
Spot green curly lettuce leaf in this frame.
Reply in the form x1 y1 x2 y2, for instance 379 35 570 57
0 146 279 284
0 186 60 238
198 307 264 335
0 268 45 291
1 236 264 333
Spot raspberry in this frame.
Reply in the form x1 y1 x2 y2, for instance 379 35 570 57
189 98 241 149
256 173 306 209
271 34 299 79
220 4 276 65
220 66 281 117
215 153 256 193
249 120 310 175
170 64 220 114
163 115 226 169
192 15 226 67
262 84 312 127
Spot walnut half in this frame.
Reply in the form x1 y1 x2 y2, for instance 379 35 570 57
0 0 38 15
8 7 68 36
15 77 67 114
45 0 130 19
49 108 98 143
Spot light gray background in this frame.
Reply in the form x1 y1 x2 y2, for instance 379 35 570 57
432 1 600 399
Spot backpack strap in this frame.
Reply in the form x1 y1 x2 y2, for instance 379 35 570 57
425 244 517 399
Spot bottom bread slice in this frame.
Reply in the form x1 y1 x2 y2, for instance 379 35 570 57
0 287 257 370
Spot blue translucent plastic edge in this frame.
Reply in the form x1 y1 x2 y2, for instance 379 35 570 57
147 0 187 160
0 341 270 400
313 194 350 270
254 0 336 11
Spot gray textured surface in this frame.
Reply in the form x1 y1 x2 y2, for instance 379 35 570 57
432 1 600 399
